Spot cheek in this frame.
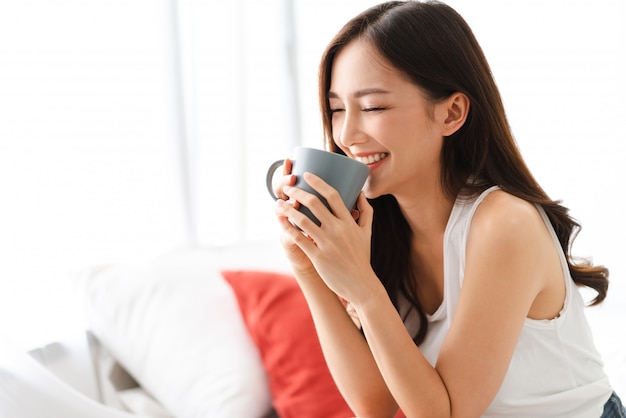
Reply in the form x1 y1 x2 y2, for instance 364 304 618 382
332 138 348 154
330 115 344 143
380 111 433 147
367 116 404 148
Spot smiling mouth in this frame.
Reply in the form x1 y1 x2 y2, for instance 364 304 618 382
354 152 388 165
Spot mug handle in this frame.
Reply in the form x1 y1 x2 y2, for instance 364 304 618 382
265 159 285 201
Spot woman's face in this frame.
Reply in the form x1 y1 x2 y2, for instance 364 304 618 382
329 39 446 200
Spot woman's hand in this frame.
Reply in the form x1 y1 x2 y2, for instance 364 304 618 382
272 158 296 200
273 158 318 275
276 172 376 302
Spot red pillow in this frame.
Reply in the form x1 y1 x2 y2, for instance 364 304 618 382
221 270 354 418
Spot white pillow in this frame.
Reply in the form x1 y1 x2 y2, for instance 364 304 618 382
75 245 288 418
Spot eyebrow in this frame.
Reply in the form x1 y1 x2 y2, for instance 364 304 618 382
328 88 391 99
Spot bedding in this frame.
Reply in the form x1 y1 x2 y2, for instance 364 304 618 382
75 245 281 418
70 244 625 418
221 269 355 418
0 331 153 418
75 244 358 417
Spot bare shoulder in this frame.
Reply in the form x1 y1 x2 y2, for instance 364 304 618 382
470 189 545 240
466 189 556 277
461 188 567 326
465 188 562 299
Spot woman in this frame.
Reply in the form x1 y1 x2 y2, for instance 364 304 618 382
273 1 625 417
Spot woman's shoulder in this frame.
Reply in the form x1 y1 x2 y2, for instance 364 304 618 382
475 188 539 220
469 189 547 245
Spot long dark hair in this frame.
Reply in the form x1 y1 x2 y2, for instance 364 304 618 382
318 0 608 344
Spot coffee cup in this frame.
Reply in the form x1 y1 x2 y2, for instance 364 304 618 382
266 146 370 226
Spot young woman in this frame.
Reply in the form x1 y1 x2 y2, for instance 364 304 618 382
273 1 625 417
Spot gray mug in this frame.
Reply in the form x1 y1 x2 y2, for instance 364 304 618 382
266 146 370 226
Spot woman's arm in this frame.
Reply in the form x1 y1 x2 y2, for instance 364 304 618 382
355 282 453 417
433 191 563 416
278 175 557 417
292 268 399 417
351 191 560 418
277 175 449 416
275 177 398 417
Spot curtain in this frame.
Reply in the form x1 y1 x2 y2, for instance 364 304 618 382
0 0 187 347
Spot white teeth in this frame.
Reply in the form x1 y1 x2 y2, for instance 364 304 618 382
355 152 388 165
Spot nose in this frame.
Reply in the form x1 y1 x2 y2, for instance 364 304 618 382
336 110 366 148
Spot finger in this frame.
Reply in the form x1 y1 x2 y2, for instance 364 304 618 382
302 172 352 221
282 159 293 175
275 198 317 234
355 192 373 228
274 159 296 200
275 197 298 218
276 201 319 251
284 171 296 192
280 184 301 210
282 183 334 232
275 174 296 201
280 160 296 196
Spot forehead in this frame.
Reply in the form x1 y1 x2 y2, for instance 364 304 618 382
329 39 410 96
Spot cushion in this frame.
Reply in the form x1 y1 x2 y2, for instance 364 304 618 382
221 269 355 418
75 246 285 418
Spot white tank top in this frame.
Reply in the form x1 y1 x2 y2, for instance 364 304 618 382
407 186 613 417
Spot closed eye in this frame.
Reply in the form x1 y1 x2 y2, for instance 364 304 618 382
330 108 345 114
363 107 386 112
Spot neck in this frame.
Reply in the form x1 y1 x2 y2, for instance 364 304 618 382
394 184 455 245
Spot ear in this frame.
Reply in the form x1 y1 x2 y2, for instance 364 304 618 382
440 92 470 137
